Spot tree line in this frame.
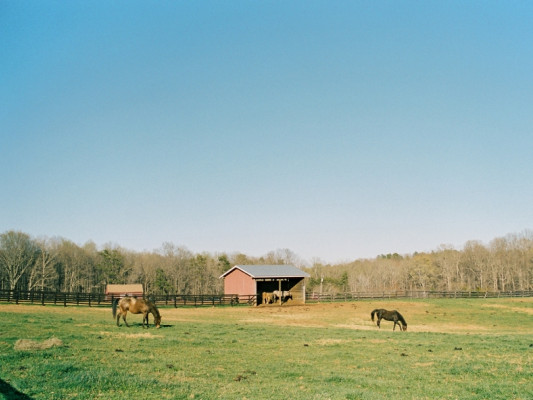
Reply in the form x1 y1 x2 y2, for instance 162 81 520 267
307 231 533 294
1 230 532 295
0 231 299 294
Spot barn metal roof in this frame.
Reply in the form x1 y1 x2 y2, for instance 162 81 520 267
220 265 310 279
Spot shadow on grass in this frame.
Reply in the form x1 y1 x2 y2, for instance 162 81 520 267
117 323 174 328
0 378 33 399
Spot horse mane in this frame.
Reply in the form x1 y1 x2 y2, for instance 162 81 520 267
147 300 160 318
396 311 407 328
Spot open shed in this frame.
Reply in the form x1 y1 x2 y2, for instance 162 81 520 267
105 284 144 300
219 265 310 305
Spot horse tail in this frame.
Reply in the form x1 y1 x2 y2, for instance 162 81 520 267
371 309 378 321
112 298 119 318
396 311 407 328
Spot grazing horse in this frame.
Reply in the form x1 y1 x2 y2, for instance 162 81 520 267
371 308 407 331
112 297 161 328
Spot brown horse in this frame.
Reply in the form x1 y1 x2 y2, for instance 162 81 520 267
262 292 275 305
371 308 407 331
112 297 161 328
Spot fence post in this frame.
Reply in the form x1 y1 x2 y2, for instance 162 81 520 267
64 293 67 307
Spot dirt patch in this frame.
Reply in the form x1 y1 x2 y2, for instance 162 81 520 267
315 338 350 346
335 323 377 331
123 332 163 339
14 337 63 351
415 362 434 367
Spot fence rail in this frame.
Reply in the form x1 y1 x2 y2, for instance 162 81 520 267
0 289 531 307
0 289 255 307
305 290 533 302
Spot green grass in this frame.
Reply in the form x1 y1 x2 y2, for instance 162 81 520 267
1 298 532 399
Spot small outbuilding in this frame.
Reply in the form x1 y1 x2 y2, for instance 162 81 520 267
105 284 144 300
219 265 310 305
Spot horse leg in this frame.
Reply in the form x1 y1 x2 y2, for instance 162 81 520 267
143 312 149 328
377 317 381 328
393 318 401 331
116 311 121 327
122 311 130 327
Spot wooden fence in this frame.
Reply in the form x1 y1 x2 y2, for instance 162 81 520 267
0 289 254 307
305 290 533 302
0 289 531 307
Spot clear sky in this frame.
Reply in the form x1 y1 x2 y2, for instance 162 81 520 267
2 1 533 263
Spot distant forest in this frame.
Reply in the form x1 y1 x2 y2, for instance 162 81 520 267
1 230 532 294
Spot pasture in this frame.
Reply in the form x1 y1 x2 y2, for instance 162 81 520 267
1 298 532 400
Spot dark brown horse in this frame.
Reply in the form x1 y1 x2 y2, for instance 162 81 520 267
371 308 407 331
112 297 161 328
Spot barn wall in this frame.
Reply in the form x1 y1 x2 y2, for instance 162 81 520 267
223 269 255 297
289 279 306 303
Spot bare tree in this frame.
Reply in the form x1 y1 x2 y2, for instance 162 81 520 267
263 248 302 267
28 238 58 291
0 231 39 290
434 245 461 291
55 239 97 292
462 241 490 290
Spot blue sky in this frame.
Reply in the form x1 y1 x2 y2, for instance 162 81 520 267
2 1 533 263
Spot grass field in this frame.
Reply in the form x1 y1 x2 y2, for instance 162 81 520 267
1 298 532 399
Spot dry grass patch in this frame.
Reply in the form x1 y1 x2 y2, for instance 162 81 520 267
123 332 163 339
14 337 63 351
314 338 350 346
98 330 163 339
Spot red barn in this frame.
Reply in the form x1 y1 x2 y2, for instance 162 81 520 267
220 265 310 305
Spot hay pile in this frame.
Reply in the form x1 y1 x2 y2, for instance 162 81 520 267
14 337 63 351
